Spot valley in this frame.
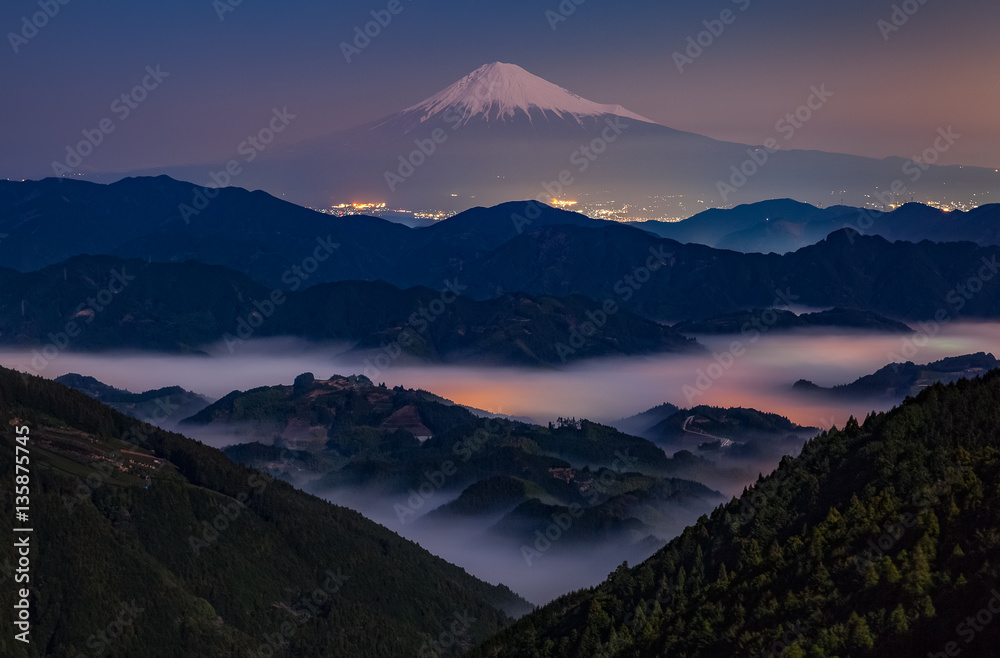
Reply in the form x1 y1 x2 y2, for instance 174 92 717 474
5 320 999 607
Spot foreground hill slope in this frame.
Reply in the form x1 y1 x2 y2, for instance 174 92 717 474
471 372 1000 657
0 367 530 658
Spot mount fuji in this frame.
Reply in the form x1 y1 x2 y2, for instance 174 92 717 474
388 62 654 128
137 62 1000 215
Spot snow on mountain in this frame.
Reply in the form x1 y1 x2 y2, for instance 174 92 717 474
399 62 657 127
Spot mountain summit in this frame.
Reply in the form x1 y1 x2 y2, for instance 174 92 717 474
133 64 1000 213
398 62 655 127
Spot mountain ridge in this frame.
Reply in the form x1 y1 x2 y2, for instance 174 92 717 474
0 256 700 364
638 199 1000 253
4 179 1000 325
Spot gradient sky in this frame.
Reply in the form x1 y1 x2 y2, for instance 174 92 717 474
2 0 998 180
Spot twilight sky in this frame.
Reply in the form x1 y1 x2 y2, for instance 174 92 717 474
2 0 998 181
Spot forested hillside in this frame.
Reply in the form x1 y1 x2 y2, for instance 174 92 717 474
471 372 1000 657
0 367 529 657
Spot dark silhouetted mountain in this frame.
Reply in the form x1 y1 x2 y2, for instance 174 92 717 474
54 373 211 425
611 403 682 442
637 198 835 250
480 477 720 550
470 371 1000 657
425 475 545 519
794 351 1000 402
0 255 267 353
638 199 1000 253
459 224 1000 321
648 406 817 454
0 177 599 289
611 403 818 460
0 175 407 283
7 177 1000 293
5 178 1000 324
7 177 1000 291
0 366 530 658
487 497 650 546
611 403 822 497
280 281 701 365
0 256 698 364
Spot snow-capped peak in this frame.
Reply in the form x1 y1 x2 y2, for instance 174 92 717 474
402 62 656 126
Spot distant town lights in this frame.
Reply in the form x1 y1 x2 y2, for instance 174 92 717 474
330 202 387 211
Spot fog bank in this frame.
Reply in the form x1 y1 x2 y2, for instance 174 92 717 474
5 323 997 430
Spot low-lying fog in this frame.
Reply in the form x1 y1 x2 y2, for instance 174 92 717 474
4 322 998 605
6 323 998 429
316 486 697 608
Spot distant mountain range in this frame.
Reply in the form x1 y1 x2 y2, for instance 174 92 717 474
0 176 603 285
100 62 1000 213
5 178 999 281
464 224 1000 322
638 198 1000 253
3 177 1000 330
0 255 697 365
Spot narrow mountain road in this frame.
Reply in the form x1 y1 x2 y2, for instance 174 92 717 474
681 415 734 447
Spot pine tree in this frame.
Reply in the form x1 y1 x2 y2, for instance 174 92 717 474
888 604 909 634
715 564 730 590
917 595 936 619
846 612 875 651
768 540 785 567
691 546 706 589
785 643 807 658
904 546 934 596
863 563 879 588
742 539 763 569
879 556 902 584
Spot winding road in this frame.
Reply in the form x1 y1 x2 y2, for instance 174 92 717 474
681 415 735 448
